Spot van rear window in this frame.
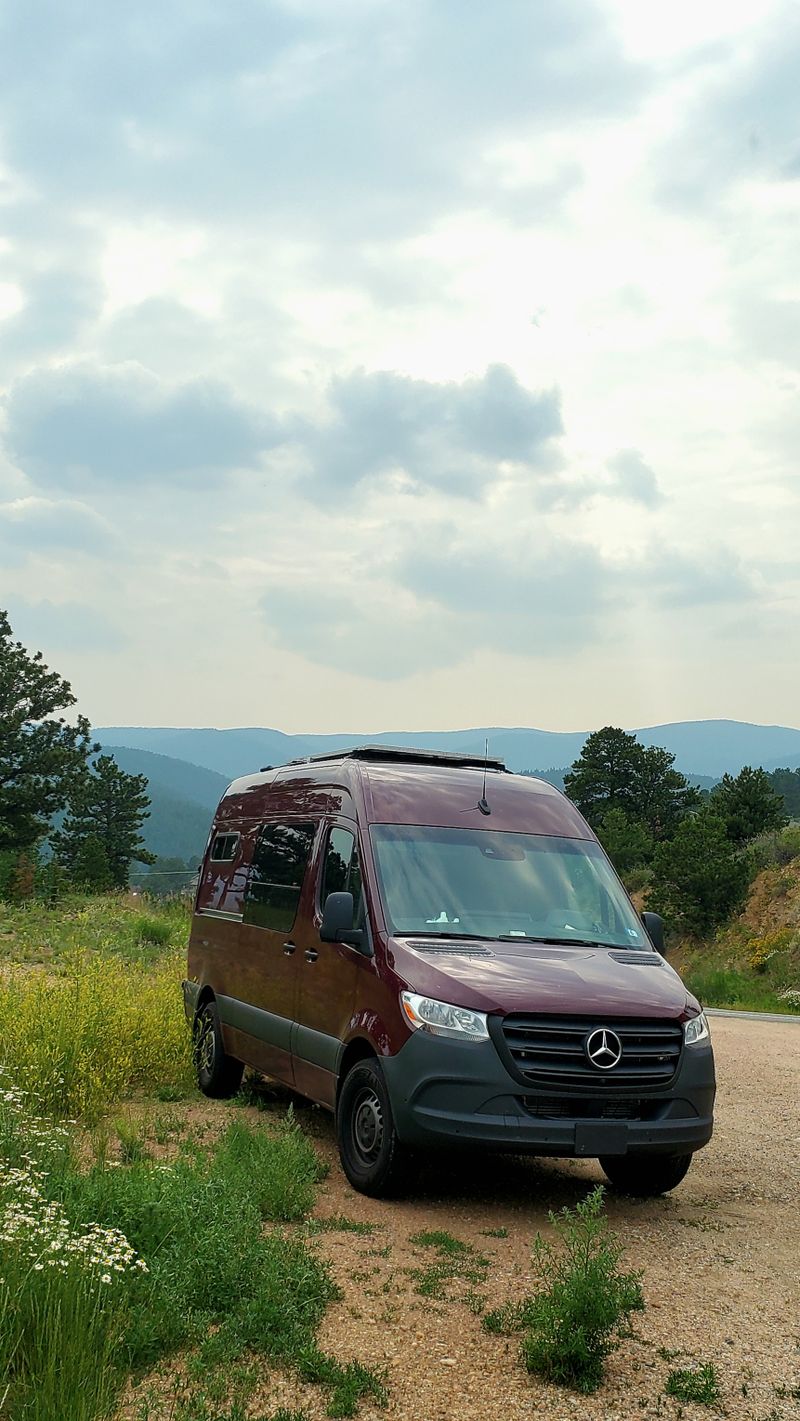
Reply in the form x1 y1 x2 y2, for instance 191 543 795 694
209 833 240 863
244 822 316 932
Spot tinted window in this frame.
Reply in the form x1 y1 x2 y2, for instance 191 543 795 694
321 827 362 909
210 833 239 862
244 822 316 932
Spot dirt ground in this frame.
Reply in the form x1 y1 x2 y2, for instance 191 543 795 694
136 1017 800 1421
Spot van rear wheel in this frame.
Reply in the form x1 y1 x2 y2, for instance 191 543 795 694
193 999 244 1099
599 1152 692 1197
337 1059 409 1197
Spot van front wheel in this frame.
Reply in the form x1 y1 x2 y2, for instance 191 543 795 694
193 999 244 1099
337 1059 409 1197
599 1152 692 1197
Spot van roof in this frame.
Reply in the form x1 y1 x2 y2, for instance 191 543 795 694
275 745 507 772
218 748 591 839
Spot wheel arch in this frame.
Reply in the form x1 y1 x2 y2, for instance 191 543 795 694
336 1036 378 1102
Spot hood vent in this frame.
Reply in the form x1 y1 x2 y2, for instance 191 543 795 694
407 941 495 958
608 951 664 966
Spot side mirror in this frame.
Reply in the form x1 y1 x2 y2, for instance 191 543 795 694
641 910 666 955
320 891 369 954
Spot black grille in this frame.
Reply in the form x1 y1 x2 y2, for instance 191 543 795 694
496 1015 683 1090
522 1097 662 1121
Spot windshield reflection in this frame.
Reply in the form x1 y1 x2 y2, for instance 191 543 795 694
370 825 647 949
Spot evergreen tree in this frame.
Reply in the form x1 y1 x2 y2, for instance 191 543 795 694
52 755 155 890
647 811 752 936
596 808 653 876
0 610 94 850
72 834 114 892
636 744 701 840
564 727 697 840
563 727 645 824
710 766 788 846
765 767 800 819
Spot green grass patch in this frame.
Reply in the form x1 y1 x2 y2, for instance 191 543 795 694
408 1230 489 1301
665 1362 721 1406
0 893 190 967
0 1085 383 1421
306 1214 377 1235
0 947 192 1118
683 965 797 1014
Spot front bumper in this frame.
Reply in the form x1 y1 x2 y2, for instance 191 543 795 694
381 1030 715 1158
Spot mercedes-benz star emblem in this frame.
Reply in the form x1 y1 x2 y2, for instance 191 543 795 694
585 1028 623 1070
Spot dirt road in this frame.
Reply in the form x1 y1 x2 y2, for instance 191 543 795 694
252 1016 800 1421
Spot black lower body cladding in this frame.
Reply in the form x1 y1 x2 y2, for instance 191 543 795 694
380 1031 715 1157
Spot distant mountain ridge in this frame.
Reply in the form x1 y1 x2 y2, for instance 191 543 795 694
98 719 800 782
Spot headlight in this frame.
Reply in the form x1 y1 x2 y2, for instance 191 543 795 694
400 991 489 1041
684 1011 710 1046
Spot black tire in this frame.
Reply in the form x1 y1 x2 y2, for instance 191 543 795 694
193 998 244 1099
336 1058 410 1197
599 1152 692 1197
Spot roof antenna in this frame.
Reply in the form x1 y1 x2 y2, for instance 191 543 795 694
478 737 491 816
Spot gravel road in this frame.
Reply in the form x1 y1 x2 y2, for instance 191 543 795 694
253 1016 800 1421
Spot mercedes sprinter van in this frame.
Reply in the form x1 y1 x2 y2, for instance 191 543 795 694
183 748 715 1197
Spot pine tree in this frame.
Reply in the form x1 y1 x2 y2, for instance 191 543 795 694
710 766 788 846
51 755 155 890
564 727 698 840
647 811 752 936
0 609 95 850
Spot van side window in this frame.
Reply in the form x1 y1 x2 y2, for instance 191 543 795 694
244 822 316 932
209 833 240 863
321 828 362 910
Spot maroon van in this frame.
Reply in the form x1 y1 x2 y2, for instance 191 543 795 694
183 748 715 1197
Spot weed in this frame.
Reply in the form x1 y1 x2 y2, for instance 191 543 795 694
665 1362 721 1406
409 1231 488 1301
152 1110 184 1145
464 1290 487 1315
485 1187 644 1394
409 1229 469 1255
114 1115 151 1164
481 1226 509 1238
132 914 173 948
774 1381 800 1399
307 1214 377 1235
296 1347 387 1418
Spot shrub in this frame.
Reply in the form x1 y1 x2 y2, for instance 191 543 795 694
596 809 653 876
648 812 753 936
746 929 794 973
483 1187 643 1393
131 913 173 947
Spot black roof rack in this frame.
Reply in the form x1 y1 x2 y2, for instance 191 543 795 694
280 745 507 772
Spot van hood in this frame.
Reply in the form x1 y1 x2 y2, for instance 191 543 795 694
387 936 694 1021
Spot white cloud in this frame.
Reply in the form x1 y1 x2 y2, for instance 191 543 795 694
0 0 797 730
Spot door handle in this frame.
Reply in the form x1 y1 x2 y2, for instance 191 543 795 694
283 941 296 955
304 947 318 963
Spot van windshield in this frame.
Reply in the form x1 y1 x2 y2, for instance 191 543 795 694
370 825 648 949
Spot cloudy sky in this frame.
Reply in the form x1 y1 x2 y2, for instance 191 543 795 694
1 0 798 733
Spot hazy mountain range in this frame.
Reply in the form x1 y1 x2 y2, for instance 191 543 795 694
97 720 800 864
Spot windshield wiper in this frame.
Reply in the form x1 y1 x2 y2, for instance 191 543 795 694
497 934 606 948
